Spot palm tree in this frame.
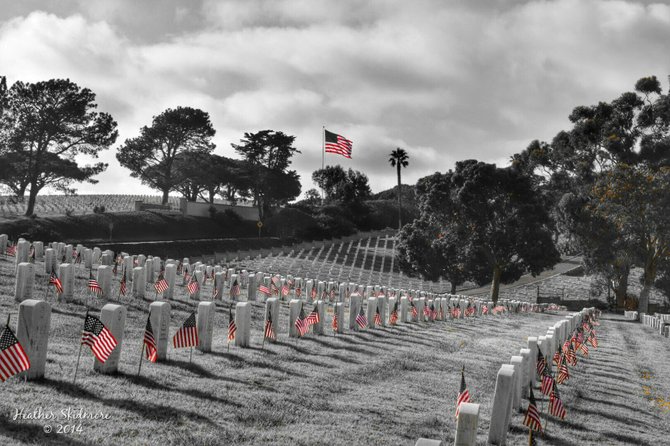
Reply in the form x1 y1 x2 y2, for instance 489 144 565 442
388 148 409 229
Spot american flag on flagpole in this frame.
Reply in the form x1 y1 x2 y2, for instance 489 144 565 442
455 367 471 418
81 314 118 364
332 307 338 332
0 324 31 381
173 312 198 348
541 373 554 396
324 129 353 159
119 274 127 296
410 301 418 318
5 244 16 257
557 355 570 384
143 314 158 363
374 307 382 326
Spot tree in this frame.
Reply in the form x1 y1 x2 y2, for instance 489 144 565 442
397 217 468 294
116 107 215 205
389 148 409 229
312 165 371 203
0 77 118 215
511 75 670 308
590 164 670 313
232 130 301 220
402 161 560 303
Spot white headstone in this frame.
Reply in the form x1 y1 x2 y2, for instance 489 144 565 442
235 302 251 347
132 267 146 298
265 298 279 343
164 264 177 299
14 262 35 302
367 297 377 328
519 348 531 398
59 263 74 301
487 364 516 445
334 302 345 334
149 302 170 360
454 402 479 446
196 302 216 352
17 299 51 379
97 265 113 299
349 294 362 330
527 337 538 386
510 356 524 410
400 296 409 323
289 299 302 338
44 248 56 274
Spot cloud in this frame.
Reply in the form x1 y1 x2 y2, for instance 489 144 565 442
0 1 669 197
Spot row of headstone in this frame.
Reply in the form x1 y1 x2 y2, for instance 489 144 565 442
486 307 597 445
641 313 669 338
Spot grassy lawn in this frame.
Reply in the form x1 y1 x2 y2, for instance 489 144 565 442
0 256 668 445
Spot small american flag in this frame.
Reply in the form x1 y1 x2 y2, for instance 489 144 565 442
270 276 280 295
230 279 241 298
549 381 567 420
311 286 317 300
423 304 431 318
389 302 399 325
536 349 547 376
332 308 338 332
295 304 309 336
173 312 198 348
74 250 82 264
49 269 63 294
541 373 554 396
264 312 276 341
295 287 302 298
81 314 118 364
566 343 577 366
258 284 271 297
228 307 237 342
524 386 543 432
0 324 31 381
143 314 157 363
455 367 471 418
580 342 589 357
374 307 382 326
588 334 598 349
281 283 290 297
355 305 368 329
154 272 169 294
451 307 461 318
482 305 489 315
89 273 103 296
557 356 570 384
306 304 320 327
5 244 16 257
187 275 200 295
28 246 35 262
324 129 353 159
411 302 418 318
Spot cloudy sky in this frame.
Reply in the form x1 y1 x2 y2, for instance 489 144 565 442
1 0 669 196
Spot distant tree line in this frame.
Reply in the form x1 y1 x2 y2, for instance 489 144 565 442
397 75 670 308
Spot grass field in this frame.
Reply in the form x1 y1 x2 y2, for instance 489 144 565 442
0 256 668 445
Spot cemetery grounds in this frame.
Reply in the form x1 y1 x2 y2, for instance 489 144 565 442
0 255 669 445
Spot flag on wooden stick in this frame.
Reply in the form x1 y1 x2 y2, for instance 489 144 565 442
0 324 31 381
173 312 198 348
455 366 471 418
81 314 118 364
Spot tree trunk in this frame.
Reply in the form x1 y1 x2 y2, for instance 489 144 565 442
614 269 629 309
161 189 169 205
24 186 39 216
397 164 402 230
450 282 457 295
638 260 657 314
490 264 502 305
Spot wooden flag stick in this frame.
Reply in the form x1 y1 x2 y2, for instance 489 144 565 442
138 342 145 376
528 429 533 446
72 343 84 385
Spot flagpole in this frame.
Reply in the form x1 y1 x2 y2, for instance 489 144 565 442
138 308 150 376
73 310 88 385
